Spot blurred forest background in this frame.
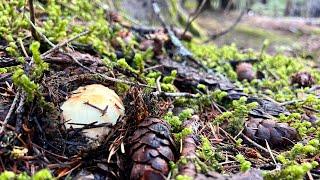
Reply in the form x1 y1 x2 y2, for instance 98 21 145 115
111 0 320 60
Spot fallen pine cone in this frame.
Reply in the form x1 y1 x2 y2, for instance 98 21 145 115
128 118 176 180
245 117 298 147
291 71 315 87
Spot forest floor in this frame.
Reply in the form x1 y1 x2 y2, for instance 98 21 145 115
198 12 320 59
1 1 320 180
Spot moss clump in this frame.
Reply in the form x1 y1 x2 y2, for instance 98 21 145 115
30 41 49 79
12 69 39 101
264 162 318 180
196 136 222 171
163 108 194 132
214 97 258 135
0 169 53 180
174 127 193 142
235 154 252 172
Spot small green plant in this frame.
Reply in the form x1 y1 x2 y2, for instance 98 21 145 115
30 41 49 79
175 175 193 180
264 162 318 180
161 70 178 92
212 89 228 103
235 154 251 172
163 108 194 132
214 97 258 135
12 68 39 101
174 127 193 142
196 136 222 171
0 169 53 180
279 113 316 137
117 58 139 74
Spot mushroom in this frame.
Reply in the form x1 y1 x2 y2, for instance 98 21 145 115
61 84 125 140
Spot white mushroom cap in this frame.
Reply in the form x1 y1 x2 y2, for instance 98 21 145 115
61 84 124 140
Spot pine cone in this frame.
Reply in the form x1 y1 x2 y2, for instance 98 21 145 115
128 118 176 180
291 71 315 87
236 63 255 81
245 117 298 147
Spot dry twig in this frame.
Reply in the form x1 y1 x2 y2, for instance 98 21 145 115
41 30 90 58
28 0 39 41
0 91 21 134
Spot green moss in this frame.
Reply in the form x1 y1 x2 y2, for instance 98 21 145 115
163 108 194 132
174 127 193 142
12 68 39 101
196 136 222 171
264 162 318 180
235 154 251 172
0 169 53 180
30 41 49 79
176 175 193 180
214 97 258 135
161 70 178 92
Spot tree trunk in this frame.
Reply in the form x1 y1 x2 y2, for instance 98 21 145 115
284 0 292 16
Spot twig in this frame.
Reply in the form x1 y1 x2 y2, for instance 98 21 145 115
65 53 155 88
156 76 162 92
302 105 320 113
219 127 237 144
65 53 93 72
182 0 207 36
0 91 21 134
307 171 314 180
29 0 39 41
265 140 279 168
144 64 163 72
18 38 29 58
0 120 16 131
280 95 320 106
241 133 269 154
15 93 26 134
24 14 55 47
204 7 247 43
41 30 90 58
153 91 199 98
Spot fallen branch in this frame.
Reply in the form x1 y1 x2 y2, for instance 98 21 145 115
152 0 192 57
182 0 207 36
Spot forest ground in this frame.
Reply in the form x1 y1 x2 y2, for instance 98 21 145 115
197 12 320 59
